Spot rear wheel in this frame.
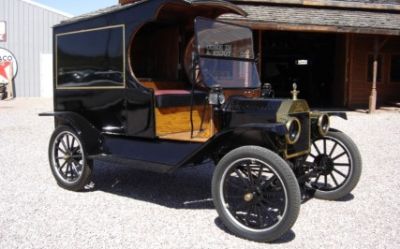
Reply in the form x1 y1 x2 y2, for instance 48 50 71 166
212 146 301 242
305 130 362 200
48 126 92 191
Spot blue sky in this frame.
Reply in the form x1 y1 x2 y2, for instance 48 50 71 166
34 0 117 16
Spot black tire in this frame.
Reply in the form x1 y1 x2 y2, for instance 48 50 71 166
306 130 362 200
212 146 301 242
48 126 92 191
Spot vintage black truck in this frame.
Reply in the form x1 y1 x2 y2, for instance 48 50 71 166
40 0 362 242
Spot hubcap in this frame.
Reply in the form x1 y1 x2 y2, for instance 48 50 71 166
306 136 353 191
243 193 254 202
314 155 334 175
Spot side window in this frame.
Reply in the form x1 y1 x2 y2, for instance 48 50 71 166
367 54 382 83
56 25 125 89
390 55 400 83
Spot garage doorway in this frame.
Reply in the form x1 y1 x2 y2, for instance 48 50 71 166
258 31 346 108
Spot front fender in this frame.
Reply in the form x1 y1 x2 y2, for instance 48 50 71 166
39 112 102 155
327 112 347 120
311 111 347 120
176 123 287 169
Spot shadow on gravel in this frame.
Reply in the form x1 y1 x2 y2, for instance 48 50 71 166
90 161 215 209
88 161 358 244
214 218 296 243
336 193 354 202
88 158 356 244
89 161 356 209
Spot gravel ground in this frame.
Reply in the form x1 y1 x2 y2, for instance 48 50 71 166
0 98 399 249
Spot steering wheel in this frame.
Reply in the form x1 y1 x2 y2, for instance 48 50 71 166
184 36 206 88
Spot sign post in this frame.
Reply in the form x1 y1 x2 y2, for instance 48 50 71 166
5 62 14 99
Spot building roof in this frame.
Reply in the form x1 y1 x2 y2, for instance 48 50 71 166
231 0 400 11
221 3 400 35
333 0 399 4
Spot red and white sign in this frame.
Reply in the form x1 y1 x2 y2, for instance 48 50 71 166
0 21 6 42
0 48 18 84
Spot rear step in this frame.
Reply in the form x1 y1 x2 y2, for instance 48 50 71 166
90 155 175 174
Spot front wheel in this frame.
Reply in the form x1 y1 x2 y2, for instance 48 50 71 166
305 130 362 200
48 126 92 191
212 146 301 242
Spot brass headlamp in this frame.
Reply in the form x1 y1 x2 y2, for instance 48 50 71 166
317 114 330 136
209 84 225 105
286 118 301 144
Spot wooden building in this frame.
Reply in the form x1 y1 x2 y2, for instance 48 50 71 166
117 0 400 108
219 0 400 108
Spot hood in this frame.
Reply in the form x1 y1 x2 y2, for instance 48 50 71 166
222 97 310 128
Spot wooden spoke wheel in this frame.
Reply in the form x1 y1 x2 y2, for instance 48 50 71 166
212 146 300 242
49 126 92 191
305 130 362 200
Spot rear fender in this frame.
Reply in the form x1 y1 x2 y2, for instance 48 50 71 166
39 112 102 155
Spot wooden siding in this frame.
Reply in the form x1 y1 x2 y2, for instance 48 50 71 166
0 0 71 97
347 34 400 107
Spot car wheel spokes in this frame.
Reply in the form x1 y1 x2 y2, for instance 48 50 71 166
306 136 352 191
223 159 286 230
53 132 84 183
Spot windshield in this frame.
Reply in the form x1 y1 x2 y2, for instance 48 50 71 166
194 17 261 88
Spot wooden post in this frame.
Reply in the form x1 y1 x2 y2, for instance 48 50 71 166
5 62 14 100
368 38 379 113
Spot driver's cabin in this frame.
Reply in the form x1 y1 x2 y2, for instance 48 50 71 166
53 0 261 142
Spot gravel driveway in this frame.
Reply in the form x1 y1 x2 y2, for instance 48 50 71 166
0 98 399 249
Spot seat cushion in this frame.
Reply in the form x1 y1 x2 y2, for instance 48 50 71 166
155 89 207 108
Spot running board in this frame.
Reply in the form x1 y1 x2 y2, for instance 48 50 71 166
90 155 175 174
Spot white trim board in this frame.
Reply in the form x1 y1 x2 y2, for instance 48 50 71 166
21 0 74 18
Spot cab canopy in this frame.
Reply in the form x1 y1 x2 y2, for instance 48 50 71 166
54 0 247 89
